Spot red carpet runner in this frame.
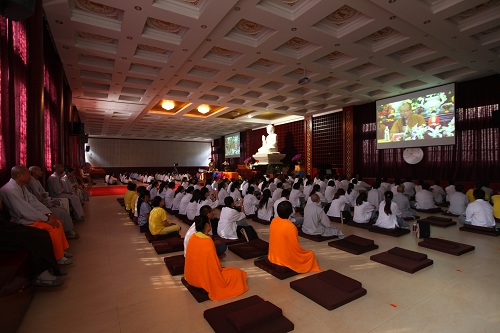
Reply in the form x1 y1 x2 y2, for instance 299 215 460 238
91 186 127 197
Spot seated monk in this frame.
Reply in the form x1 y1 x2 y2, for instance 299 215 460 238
268 200 321 273
184 215 249 301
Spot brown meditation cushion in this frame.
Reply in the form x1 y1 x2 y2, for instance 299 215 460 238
226 301 282 333
459 224 500 236
163 255 185 276
427 216 452 222
152 237 184 255
415 207 443 213
388 247 428 262
181 277 209 303
348 221 373 229
254 256 298 280
418 238 475 256
229 239 269 260
328 237 379 255
368 225 411 237
344 235 374 247
370 248 433 273
423 238 459 249
298 229 338 242
316 270 362 293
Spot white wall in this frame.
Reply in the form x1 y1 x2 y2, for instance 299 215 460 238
85 138 211 167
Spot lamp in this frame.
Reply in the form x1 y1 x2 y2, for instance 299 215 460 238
161 100 175 110
197 104 210 114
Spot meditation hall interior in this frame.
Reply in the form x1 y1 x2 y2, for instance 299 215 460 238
0 1 499 333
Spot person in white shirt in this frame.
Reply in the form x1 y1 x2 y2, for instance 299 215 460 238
459 189 495 227
317 176 327 195
353 192 377 224
273 189 303 227
271 182 283 202
324 180 336 204
356 176 371 191
184 206 227 257
178 186 194 216
303 194 344 237
368 182 384 209
403 177 416 198
345 183 359 207
340 176 350 191
197 187 219 213
445 179 456 201
217 197 248 240
243 187 259 217
229 182 242 207
289 182 306 208
46 164 85 220
380 177 390 193
217 182 229 207
302 179 314 199
431 180 446 204
171 186 185 212
307 184 326 206
375 191 407 229
326 189 350 218
415 183 437 210
447 184 469 216
268 179 277 193
186 189 202 221
163 182 176 210
257 189 274 222
392 185 418 219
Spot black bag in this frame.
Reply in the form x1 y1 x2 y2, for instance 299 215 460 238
416 220 430 238
237 225 258 241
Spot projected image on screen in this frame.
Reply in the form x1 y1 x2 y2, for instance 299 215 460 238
376 83 455 149
225 133 240 158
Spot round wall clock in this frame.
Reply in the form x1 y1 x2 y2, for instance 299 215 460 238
403 148 424 164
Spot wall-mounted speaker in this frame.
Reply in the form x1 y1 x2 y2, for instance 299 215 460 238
85 146 90 152
0 0 35 21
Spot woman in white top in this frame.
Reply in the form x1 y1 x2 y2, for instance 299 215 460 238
257 189 274 222
324 180 336 204
218 196 248 240
327 189 350 218
375 191 407 229
148 181 159 199
197 187 219 212
345 183 359 207
171 186 185 211
217 182 229 207
186 189 202 221
178 186 194 216
243 187 260 216
163 181 176 209
353 192 377 223
229 182 242 207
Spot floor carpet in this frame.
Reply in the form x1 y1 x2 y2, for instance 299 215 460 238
91 185 127 196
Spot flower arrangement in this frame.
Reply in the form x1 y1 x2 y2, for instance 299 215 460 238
222 161 230 171
291 154 302 162
244 157 256 164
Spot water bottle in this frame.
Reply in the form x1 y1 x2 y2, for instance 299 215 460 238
384 126 390 141
412 221 417 233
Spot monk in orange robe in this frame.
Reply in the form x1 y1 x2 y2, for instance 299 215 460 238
184 215 248 301
268 200 320 273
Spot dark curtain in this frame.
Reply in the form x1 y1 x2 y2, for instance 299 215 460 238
354 75 500 182
0 17 10 183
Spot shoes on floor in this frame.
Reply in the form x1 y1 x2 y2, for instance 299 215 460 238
64 251 73 258
57 257 73 265
32 278 64 287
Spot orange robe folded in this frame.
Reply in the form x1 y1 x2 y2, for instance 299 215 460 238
31 219 69 260
268 217 321 273
184 232 249 301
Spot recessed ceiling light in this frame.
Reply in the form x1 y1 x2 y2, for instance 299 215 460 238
134 6 142 10
206 38 211 42
201 25 207 29
334 43 340 47
234 6 240 11
389 16 396 20
291 27 297 31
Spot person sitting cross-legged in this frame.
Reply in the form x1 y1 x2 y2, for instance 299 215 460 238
217 196 248 240
184 205 227 257
268 200 321 273
374 191 408 229
459 189 495 228
184 214 248 301
148 196 180 236
302 194 344 237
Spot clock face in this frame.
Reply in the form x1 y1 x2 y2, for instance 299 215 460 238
403 148 424 164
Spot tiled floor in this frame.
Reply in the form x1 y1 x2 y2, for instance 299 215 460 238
18 195 499 333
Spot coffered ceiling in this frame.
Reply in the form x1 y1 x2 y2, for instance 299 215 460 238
43 0 500 142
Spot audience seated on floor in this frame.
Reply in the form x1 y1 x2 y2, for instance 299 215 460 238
132 186 146 223
124 182 137 212
162 181 176 210
47 164 85 221
197 187 219 213
243 186 259 217
345 183 360 208
0 166 73 265
431 179 446 204
289 182 306 209
353 192 377 224
184 214 248 301
217 196 248 240
178 186 194 216
324 180 336 204
137 190 151 232
403 177 416 198
415 183 437 210
217 182 229 207
445 179 456 201
374 191 408 229
326 188 350 218
492 194 500 222
171 186 185 212
392 185 418 219
466 182 490 203
273 189 303 227
459 189 495 228
186 189 202 221
447 184 469 216
149 196 180 236
480 180 493 202
303 194 344 237
184 205 226 257
367 182 384 209
257 189 274 222
268 201 321 273
271 181 283 202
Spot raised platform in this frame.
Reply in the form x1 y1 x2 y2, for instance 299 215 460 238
253 152 286 165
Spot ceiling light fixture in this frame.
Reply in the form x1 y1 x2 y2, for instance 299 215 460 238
198 104 210 114
162 100 175 110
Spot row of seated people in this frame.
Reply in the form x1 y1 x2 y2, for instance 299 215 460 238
0 165 89 287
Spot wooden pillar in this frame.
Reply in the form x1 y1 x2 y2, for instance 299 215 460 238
343 106 354 178
304 116 312 176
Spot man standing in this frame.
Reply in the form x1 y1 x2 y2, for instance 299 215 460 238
46 164 85 221
390 102 425 139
